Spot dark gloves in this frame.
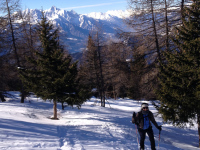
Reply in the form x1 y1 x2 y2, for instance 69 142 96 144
158 125 162 131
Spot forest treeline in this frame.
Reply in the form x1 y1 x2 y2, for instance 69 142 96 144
0 0 193 105
1 0 200 144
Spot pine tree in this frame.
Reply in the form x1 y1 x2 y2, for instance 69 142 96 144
128 52 147 99
19 12 80 119
156 0 200 146
81 33 106 107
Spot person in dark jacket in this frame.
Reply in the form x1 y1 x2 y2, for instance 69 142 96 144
132 103 162 150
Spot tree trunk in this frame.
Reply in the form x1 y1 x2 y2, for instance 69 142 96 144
198 114 200 147
62 102 64 110
97 37 105 107
181 0 185 19
150 0 161 63
21 92 25 103
53 100 58 119
6 0 20 67
21 83 25 103
0 92 6 102
6 0 26 104
164 0 169 51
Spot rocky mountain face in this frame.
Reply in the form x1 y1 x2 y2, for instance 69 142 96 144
22 6 132 53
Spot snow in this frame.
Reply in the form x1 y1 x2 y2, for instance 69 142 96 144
0 92 198 150
20 7 135 53
85 10 131 20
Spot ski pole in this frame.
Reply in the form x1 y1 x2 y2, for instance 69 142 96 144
158 130 161 150
135 124 140 149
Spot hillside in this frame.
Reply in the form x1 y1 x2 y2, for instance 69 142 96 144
0 92 198 150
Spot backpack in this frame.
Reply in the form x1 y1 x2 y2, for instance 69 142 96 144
132 111 149 125
132 112 137 124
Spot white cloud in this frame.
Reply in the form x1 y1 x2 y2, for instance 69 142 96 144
63 1 126 10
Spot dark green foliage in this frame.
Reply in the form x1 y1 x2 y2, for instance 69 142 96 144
19 12 88 114
156 0 200 127
58 77 92 110
128 53 147 99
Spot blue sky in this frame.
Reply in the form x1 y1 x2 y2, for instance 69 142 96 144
21 0 128 14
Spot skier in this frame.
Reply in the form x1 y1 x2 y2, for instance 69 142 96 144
132 103 162 150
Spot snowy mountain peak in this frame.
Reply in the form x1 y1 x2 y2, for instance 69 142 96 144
49 6 60 12
86 9 131 20
69 10 77 15
21 6 132 53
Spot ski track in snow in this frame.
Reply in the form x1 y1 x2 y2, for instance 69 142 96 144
0 92 198 150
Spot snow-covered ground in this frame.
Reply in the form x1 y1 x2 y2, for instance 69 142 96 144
0 92 198 150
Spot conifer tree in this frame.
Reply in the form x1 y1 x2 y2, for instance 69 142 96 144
128 52 147 99
156 0 200 146
81 33 106 107
20 12 80 119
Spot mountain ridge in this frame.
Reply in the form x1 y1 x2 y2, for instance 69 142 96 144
22 6 132 53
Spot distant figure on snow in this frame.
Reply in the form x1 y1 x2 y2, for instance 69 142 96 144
132 103 162 150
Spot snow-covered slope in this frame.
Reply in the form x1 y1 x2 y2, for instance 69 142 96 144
0 92 198 150
22 6 131 53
